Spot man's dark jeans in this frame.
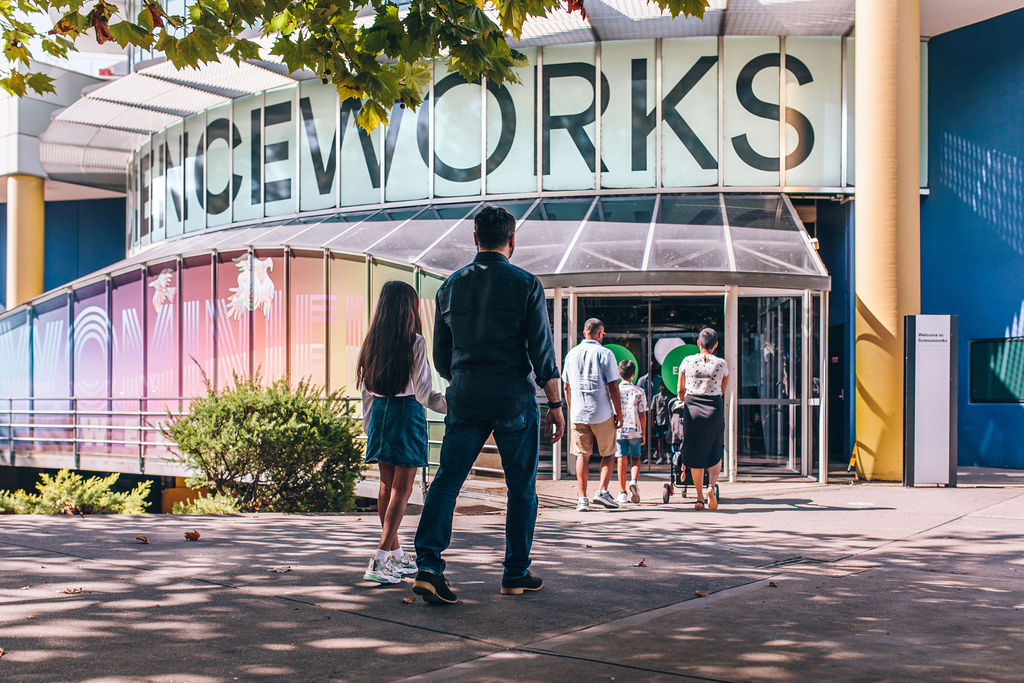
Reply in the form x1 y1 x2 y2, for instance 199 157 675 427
415 404 540 580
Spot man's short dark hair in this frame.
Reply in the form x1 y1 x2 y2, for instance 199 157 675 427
618 359 636 379
584 318 604 335
698 327 719 350
475 205 516 250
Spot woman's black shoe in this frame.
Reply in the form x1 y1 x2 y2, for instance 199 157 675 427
500 571 544 595
413 570 458 604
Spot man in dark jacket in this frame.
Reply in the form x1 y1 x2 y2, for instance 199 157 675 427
413 205 565 605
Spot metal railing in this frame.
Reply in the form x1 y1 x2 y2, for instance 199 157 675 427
0 396 518 477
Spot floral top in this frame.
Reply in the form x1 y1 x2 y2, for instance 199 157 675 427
679 353 729 396
617 380 649 440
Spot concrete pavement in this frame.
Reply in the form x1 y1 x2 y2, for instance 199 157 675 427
1 469 1022 681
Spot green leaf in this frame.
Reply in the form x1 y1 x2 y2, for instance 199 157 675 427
356 100 389 133
107 20 155 49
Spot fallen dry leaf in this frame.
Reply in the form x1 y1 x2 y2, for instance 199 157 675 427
632 558 647 568
135 536 149 544
402 596 415 604
0 646 5 658
695 590 708 598
40 565 45 569
357 517 362 521
26 615 36 619
768 581 778 588
585 544 593 548
184 530 200 541
19 586 29 590
268 566 291 574
59 587 84 595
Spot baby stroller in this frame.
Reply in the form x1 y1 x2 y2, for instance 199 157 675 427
661 398 720 504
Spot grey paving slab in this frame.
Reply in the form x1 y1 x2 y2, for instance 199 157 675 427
1 478 1023 682
413 568 1024 682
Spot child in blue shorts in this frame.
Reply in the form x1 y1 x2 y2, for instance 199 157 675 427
615 360 648 504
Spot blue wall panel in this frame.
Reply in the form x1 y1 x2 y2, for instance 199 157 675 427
0 198 125 311
925 9 1024 468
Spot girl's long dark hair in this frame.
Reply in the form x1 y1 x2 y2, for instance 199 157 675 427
357 280 422 397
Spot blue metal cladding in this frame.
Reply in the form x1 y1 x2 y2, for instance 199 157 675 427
924 7 1024 468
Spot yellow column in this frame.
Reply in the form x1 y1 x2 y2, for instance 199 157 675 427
6 174 46 309
854 0 921 480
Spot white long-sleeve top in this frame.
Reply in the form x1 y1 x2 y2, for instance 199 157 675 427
360 334 447 423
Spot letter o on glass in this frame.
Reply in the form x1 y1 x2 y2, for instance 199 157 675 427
418 74 516 183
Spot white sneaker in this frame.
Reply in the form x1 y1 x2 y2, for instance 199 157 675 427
576 497 591 512
390 550 418 576
628 482 640 504
617 491 629 504
363 556 401 584
593 490 620 509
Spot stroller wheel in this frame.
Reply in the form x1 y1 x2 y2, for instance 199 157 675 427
662 483 672 504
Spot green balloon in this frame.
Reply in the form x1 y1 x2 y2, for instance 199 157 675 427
661 344 700 395
604 344 638 370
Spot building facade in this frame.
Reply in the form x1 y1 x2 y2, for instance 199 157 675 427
1 2 1022 484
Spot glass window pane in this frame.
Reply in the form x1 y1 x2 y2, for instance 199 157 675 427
251 251 286 383
290 254 327 389
730 227 817 274
111 271 144 458
216 251 251 388
328 255 368 395
146 261 180 399
326 208 422 252
181 256 214 396
514 198 593 274
601 40 656 189
291 211 377 247
0 310 31 398
164 123 185 238
369 204 478 264
560 197 653 273
434 62 482 197
543 44 597 191
299 80 339 211
384 87 430 202
183 112 206 233
662 37 719 187
32 296 72 462
340 99 382 206
205 104 232 228
264 86 298 217
233 94 264 223
649 195 729 271
724 37 780 186
487 47 537 194
73 282 109 399
785 37 842 187
724 195 797 230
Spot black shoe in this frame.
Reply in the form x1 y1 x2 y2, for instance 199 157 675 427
500 571 544 596
413 570 458 605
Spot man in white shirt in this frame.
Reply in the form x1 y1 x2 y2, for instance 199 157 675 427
562 318 623 511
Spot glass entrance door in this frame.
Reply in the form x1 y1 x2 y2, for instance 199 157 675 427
737 297 803 474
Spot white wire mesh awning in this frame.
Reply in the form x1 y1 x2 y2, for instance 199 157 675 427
48 193 829 297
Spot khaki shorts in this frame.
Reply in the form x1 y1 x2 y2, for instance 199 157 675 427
570 417 618 459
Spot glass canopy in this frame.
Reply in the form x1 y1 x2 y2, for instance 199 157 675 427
81 193 830 292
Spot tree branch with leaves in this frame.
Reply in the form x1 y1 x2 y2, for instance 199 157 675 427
2 0 708 130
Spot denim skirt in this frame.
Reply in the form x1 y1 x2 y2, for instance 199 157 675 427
364 395 429 468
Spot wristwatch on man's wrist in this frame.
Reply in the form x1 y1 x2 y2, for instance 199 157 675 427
546 400 563 409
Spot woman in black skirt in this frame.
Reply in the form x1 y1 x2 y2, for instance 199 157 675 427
357 281 447 584
676 328 729 511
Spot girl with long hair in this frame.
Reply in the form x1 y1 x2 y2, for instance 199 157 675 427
357 281 446 584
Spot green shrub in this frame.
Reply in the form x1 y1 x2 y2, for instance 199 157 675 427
162 373 364 512
0 469 151 514
172 492 241 514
